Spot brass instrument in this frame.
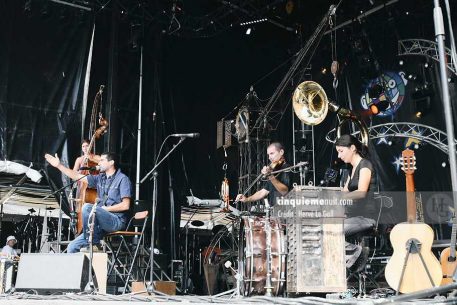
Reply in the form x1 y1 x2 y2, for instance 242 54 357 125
292 81 369 145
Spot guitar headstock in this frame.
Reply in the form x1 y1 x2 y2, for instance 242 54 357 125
401 149 416 175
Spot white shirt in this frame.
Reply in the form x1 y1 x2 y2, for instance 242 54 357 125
1 245 17 257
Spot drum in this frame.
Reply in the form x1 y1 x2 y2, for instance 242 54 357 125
239 216 286 296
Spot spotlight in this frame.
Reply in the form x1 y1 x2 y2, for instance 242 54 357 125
370 104 380 115
415 111 422 118
388 140 393 146
321 67 327 74
424 62 429 68
414 143 419 149
370 99 389 115
399 59 404 66
245 28 252 35
442 162 447 167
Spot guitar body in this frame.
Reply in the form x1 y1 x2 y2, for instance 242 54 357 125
440 247 457 285
385 222 443 293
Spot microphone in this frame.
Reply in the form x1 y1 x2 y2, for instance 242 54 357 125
170 133 200 138
79 166 100 171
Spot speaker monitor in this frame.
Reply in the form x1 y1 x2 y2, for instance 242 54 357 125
15 253 97 294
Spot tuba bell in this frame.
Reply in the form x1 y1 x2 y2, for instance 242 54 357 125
292 81 369 145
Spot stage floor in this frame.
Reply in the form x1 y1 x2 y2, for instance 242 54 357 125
0 292 455 305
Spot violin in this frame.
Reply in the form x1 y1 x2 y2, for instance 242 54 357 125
263 157 285 177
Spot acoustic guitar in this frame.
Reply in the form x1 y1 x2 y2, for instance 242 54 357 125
384 149 442 293
440 207 457 285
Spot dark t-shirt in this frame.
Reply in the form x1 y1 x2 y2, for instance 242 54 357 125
262 162 293 206
346 158 377 218
347 159 377 192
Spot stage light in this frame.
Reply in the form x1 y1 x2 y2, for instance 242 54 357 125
415 111 422 118
370 99 389 116
245 28 252 35
442 162 447 167
414 143 419 149
321 67 327 74
388 140 393 146
424 62 429 68
399 60 404 66
370 104 380 115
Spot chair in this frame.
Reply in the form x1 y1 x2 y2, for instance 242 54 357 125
104 211 149 292
346 226 381 297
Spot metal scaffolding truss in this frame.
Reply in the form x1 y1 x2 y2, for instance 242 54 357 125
326 122 456 154
398 39 457 75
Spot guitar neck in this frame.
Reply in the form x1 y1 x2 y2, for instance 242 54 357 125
451 219 457 258
405 174 416 223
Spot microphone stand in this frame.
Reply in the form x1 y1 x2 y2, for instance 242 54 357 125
42 172 91 253
84 201 98 294
140 136 187 294
434 0 457 281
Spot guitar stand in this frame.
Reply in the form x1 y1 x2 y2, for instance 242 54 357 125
396 238 436 295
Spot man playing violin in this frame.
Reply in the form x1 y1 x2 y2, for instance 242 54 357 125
45 152 131 253
235 142 292 206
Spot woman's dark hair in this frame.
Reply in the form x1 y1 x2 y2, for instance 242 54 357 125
81 139 90 145
335 134 369 158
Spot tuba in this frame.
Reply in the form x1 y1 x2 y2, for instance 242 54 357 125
292 81 369 145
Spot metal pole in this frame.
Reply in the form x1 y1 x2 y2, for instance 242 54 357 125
434 1 457 215
81 26 95 141
135 47 143 204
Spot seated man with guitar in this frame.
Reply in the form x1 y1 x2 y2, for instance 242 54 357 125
335 135 377 270
235 142 292 207
45 152 131 253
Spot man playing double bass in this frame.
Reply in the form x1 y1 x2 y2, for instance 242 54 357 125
45 152 132 253
236 142 292 207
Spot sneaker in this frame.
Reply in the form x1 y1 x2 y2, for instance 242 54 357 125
80 244 103 253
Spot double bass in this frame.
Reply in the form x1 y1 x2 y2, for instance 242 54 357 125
73 86 108 234
73 118 108 234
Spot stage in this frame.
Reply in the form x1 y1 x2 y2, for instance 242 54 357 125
0 294 453 305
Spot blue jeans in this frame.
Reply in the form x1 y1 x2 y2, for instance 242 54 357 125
67 203 126 253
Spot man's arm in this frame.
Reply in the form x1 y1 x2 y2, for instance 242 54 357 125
102 197 130 212
239 189 269 202
268 175 289 196
45 154 87 182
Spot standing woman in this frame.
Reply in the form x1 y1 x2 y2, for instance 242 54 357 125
335 134 377 270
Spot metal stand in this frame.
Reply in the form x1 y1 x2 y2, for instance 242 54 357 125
434 0 457 248
140 136 187 294
84 202 98 293
396 238 436 295
263 199 273 297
